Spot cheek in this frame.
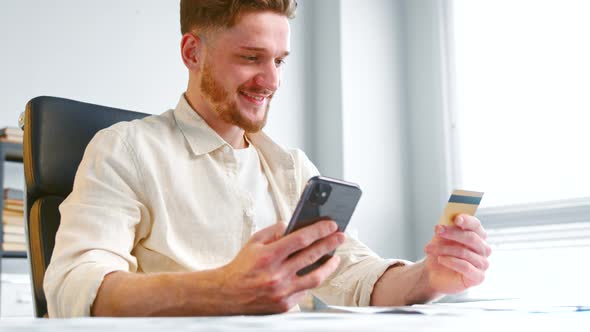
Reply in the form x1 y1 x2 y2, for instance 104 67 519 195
227 65 259 89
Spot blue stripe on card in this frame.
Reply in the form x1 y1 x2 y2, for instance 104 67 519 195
448 194 482 205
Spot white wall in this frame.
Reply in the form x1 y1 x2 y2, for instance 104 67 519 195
303 0 344 178
403 0 454 258
339 1 412 258
0 0 185 118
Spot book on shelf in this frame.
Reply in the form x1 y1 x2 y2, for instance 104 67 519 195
2 224 24 235
2 242 27 252
0 126 23 144
4 188 24 200
0 136 22 144
2 186 25 253
3 233 25 244
5 200 24 210
2 213 23 225
4 206 23 214
4 206 23 213
0 127 23 137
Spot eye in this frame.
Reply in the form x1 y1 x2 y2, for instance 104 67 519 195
275 59 286 68
242 55 258 62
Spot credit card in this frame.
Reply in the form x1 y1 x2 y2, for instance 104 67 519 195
438 190 484 226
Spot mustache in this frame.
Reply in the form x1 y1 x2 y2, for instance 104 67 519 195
240 87 274 97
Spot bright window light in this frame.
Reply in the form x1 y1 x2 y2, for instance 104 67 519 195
452 0 590 208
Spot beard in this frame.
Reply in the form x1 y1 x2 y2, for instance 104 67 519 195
200 61 272 133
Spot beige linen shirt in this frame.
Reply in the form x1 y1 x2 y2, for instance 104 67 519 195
44 95 404 317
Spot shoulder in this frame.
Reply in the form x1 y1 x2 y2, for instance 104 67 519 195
285 147 320 191
101 109 176 145
82 109 179 173
287 148 318 175
250 131 321 187
91 109 185 161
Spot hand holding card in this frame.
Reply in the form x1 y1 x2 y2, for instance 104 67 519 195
424 189 490 295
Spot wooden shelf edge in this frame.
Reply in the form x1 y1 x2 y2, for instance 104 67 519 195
2 251 27 258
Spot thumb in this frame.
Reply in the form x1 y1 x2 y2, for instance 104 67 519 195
250 221 287 244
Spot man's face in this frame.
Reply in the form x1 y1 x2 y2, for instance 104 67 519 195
198 11 290 132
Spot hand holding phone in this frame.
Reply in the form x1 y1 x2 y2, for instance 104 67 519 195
284 176 362 276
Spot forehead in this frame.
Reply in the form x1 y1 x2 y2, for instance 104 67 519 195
214 11 291 54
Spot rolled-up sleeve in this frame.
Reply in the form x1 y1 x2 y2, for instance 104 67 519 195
311 236 412 306
43 127 148 317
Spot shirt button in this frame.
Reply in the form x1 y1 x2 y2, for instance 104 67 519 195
223 146 231 153
245 210 254 217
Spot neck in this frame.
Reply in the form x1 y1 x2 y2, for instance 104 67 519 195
184 90 248 149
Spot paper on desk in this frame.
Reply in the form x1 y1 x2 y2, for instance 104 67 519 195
435 299 590 313
320 304 484 316
322 300 589 315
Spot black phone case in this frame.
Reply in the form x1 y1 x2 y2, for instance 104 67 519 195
285 176 362 276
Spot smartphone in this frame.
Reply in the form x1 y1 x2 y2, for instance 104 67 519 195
284 176 362 276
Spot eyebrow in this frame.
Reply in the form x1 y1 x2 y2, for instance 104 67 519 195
238 46 290 57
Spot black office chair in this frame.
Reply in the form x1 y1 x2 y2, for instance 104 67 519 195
23 96 149 317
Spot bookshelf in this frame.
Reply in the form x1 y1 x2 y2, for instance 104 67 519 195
0 139 32 317
0 141 26 259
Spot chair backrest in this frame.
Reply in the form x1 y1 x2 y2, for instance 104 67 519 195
23 96 149 317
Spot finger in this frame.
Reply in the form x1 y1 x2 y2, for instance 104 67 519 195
454 214 487 239
285 232 346 275
425 243 489 270
437 256 485 287
291 255 341 293
270 220 339 260
435 225 492 257
272 221 288 241
250 222 287 244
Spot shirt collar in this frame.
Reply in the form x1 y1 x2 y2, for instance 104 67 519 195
173 94 227 156
172 94 295 173
247 131 294 172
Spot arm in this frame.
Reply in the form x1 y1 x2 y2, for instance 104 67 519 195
92 270 223 316
92 220 345 316
371 214 492 306
370 260 441 306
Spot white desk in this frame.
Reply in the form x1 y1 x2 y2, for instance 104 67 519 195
1 311 589 332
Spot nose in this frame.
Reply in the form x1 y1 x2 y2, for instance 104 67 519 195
254 62 280 92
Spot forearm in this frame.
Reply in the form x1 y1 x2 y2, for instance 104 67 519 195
91 269 227 316
370 260 443 306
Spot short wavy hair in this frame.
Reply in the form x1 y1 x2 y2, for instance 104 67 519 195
180 0 297 35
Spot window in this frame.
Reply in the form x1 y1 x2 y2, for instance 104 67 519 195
449 0 590 302
452 0 590 207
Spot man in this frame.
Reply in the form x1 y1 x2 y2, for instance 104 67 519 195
44 0 491 317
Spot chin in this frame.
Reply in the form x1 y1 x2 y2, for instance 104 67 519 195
234 100 270 132
243 115 267 133
241 107 267 121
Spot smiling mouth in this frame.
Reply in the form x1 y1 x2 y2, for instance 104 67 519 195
239 90 269 106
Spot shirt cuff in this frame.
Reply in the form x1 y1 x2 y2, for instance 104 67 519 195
48 263 125 317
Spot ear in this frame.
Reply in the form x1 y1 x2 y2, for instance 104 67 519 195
180 33 203 70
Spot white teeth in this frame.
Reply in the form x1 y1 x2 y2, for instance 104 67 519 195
242 91 264 101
